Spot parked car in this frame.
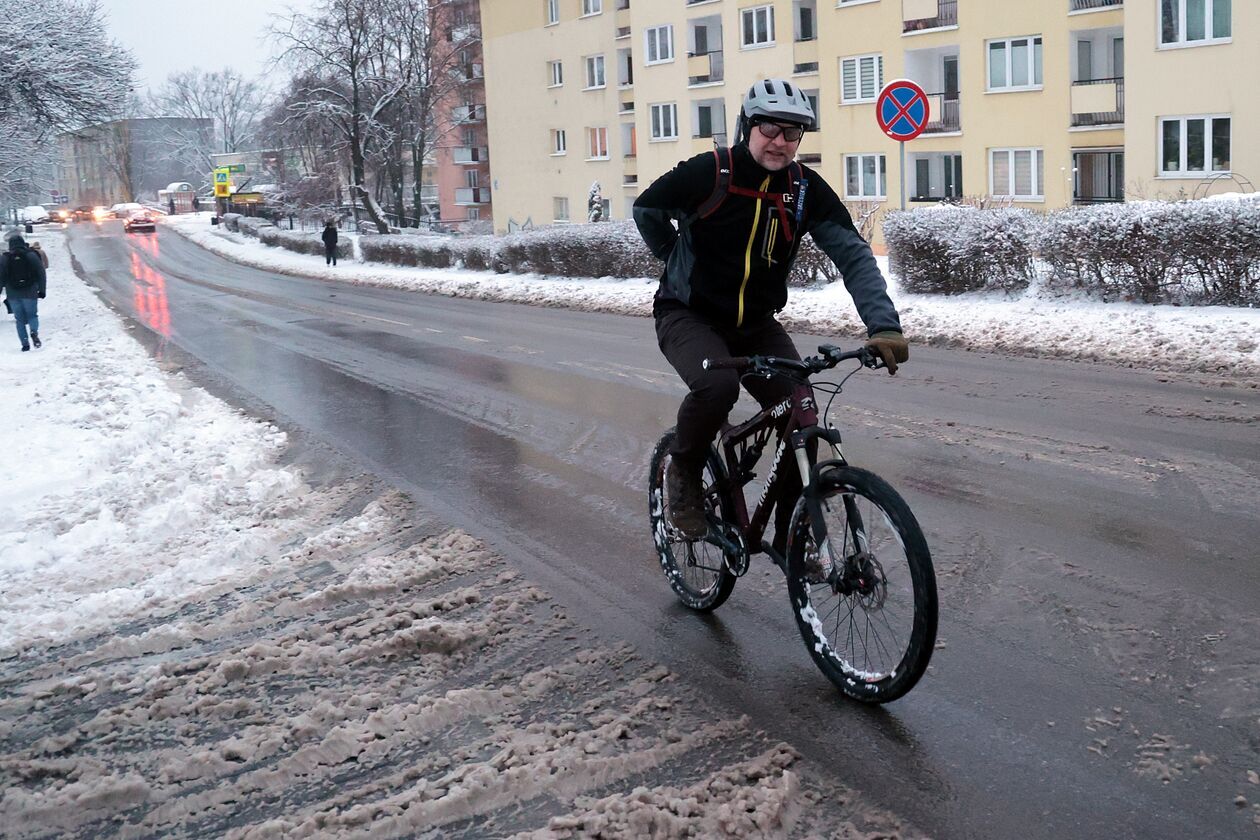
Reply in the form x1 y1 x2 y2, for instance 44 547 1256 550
19 205 50 224
124 212 156 233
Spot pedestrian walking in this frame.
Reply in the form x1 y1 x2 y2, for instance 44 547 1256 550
29 241 49 269
321 221 338 266
0 235 48 351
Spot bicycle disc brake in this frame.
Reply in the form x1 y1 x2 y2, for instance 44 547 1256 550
704 516 750 578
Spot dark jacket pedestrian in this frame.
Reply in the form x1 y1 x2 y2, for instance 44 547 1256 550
0 235 48 351
321 222 339 266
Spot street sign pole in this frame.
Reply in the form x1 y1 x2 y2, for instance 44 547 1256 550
876 79 930 213
900 141 907 211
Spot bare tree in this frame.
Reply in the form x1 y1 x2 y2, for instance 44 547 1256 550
150 68 265 154
272 0 410 233
0 0 134 205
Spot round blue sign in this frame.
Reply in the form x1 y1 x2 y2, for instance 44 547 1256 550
877 80 931 142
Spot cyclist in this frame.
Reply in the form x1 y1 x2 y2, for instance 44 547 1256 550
633 78 908 548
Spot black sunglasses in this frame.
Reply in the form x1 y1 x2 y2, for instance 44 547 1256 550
755 122 806 142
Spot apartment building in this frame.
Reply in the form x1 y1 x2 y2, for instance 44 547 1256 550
435 0 494 230
480 0 1254 237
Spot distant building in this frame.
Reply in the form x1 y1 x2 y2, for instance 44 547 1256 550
435 0 493 231
54 117 214 206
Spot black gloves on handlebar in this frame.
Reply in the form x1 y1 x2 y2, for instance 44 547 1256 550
865 331 909 375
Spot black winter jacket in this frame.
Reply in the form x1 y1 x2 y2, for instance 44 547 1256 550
0 245 47 300
633 144 900 335
321 226 338 247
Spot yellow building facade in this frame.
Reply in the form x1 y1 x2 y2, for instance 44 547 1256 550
480 0 1255 237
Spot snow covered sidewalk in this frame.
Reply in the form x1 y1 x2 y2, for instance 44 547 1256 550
166 213 1260 380
0 231 322 653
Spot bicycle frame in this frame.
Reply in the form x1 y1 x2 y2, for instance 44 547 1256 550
715 378 844 555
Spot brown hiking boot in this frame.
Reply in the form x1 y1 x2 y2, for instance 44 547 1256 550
665 458 708 540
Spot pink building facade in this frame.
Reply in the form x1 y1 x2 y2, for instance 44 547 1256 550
434 0 492 231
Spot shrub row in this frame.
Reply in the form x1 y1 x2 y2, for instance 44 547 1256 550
884 207 1037 295
1037 199 1260 305
885 197 1260 305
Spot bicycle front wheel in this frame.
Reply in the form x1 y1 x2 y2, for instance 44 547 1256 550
648 430 738 612
785 466 937 703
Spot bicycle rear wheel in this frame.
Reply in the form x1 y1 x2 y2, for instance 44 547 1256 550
648 430 738 611
785 466 937 703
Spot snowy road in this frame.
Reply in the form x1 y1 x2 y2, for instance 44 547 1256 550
4 221 1259 837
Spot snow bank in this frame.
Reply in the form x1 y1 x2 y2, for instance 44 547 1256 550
167 214 1260 379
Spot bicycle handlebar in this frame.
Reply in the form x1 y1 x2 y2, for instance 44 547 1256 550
702 344 881 376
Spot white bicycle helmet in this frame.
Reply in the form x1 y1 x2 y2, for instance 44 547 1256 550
740 78 816 133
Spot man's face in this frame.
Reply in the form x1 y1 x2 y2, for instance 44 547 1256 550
748 120 805 171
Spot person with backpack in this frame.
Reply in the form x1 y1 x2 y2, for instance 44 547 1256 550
321 221 338 266
0 235 48 352
633 78 908 549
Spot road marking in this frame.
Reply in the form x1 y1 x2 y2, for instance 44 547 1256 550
462 335 489 343
425 328 444 333
358 314 410 326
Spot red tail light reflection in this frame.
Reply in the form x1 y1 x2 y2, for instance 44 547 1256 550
129 236 170 338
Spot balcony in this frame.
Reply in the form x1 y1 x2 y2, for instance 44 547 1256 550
461 63 483 81
454 104 485 123
793 37 819 69
903 0 957 33
1073 150 1124 203
687 50 724 86
1071 77 1124 127
1070 0 1122 10
455 187 490 205
691 132 727 155
453 146 488 164
923 94 960 133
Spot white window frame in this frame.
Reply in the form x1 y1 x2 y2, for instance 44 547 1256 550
989 148 1045 200
740 5 775 49
554 196 570 223
650 102 679 141
587 126 610 160
548 60 563 87
581 0 602 17
986 36 1044 92
1159 114 1231 177
645 25 675 65
546 0 559 26
843 154 888 200
837 0 879 6
584 54 606 89
840 54 884 104
1160 0 1231 48
551 129 567 156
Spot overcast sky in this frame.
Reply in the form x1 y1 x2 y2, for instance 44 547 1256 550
98 0 319 93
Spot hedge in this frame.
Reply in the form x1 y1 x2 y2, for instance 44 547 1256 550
884 207 1036 294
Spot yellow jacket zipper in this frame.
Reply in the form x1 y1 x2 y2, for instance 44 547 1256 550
737 174 772 327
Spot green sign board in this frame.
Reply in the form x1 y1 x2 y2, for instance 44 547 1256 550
228 164 246 173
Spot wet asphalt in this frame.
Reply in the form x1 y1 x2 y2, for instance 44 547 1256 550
64 220 1260 839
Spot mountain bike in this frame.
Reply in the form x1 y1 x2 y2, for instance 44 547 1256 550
648 344 937 703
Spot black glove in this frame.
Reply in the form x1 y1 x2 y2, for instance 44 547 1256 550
38 293 46 299
865 331 909 375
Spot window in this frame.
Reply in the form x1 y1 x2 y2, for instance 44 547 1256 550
797 4 816 41
466 170 479 188
988 37 1043 90
546 0 559 25
551 129 567 155
845 155 887 199
587 127 609 159
804 90 820 129
645 25 674 64
585 55 606 88
1160 115 1231 175
650 102 678 140
990 148 1044 199
467 208 480 221
582 0 602 16
1161 0 1230 46
548 60 563 87
741 5 775 48
554 197 570 222
841 54 883 104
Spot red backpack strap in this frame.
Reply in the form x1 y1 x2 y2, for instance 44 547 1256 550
695 146 733 220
